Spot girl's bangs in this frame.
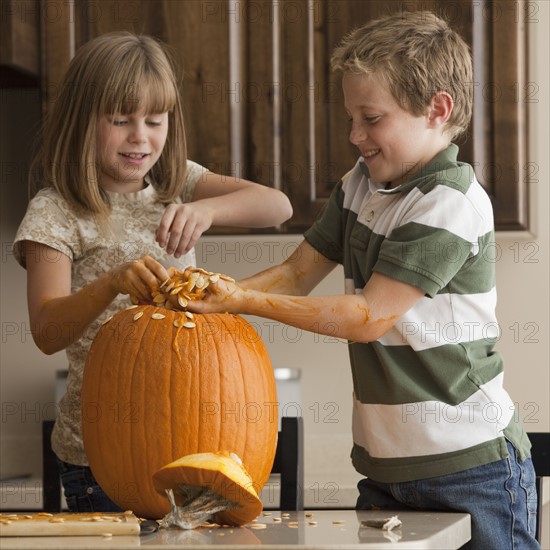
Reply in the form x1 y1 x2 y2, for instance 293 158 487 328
102 67 177 115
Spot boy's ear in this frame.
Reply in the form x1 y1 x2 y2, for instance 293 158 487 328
427 92 453 128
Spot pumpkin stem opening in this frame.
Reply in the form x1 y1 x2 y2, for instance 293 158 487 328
159 487 238 530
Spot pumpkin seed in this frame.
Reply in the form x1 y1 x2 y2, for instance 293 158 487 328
182 321 196 329
153 293 166 303
133 311 144 321
177 296 188 308
173 319 181 328
125 305 139 310
151 313 166 320
101 315 113 325
194 275 208 289
185 311 194 319
209 274 220 283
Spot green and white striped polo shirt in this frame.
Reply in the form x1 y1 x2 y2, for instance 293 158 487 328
304 144 530 483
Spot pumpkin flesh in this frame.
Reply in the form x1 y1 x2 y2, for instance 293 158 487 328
153 452 263 526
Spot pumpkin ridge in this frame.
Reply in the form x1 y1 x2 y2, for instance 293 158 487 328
204 315 222 453
112 311 135 493
222 315 249 464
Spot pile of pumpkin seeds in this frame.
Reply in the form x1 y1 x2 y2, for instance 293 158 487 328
128 267 235 330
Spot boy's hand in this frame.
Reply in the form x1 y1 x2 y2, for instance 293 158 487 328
156 203 214 258
185 276 243 314
110 255 170 305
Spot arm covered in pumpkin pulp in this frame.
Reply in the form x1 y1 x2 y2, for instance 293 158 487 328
156 172 293 258
187 240 425 343
24 242 170 355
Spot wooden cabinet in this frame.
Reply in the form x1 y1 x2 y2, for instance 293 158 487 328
13 0 532 231
0 0 39 85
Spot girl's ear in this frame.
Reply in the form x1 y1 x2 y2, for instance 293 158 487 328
427 91 453 128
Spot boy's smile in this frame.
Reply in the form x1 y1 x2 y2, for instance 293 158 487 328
343 72 451 188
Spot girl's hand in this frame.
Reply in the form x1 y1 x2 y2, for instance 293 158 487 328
110 255 170 304
156 203 214 258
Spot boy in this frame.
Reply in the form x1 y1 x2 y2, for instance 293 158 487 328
188 11 539 549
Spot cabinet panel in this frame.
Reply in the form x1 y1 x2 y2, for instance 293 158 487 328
37 0 530 232
1 0 39 84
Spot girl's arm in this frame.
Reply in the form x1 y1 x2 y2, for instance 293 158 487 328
187 240 425 343
25 242 170 355
156 172 293 257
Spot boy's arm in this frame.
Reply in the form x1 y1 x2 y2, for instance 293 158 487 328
25 242 170 355
188 240 425 343
156 172 293 257
238 239 337 295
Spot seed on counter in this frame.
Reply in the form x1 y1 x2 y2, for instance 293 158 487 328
281 513 291 518
101 533 113 538
0 520 12 525
49 517 65 523
249 523 267 530
305 513 314 517
308 521 318 526
273 517 282 522
262 512 272 517
287 522 299 528
332 520 345 524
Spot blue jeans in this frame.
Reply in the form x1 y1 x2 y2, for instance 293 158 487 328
356 441 540 549
57 459 123 513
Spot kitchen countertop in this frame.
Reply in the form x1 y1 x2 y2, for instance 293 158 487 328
0 510 471 549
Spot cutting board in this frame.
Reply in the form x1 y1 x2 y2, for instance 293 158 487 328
0 512 141 536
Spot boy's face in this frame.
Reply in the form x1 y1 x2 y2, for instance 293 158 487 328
343 72 449 188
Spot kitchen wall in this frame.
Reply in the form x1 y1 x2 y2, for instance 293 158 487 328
1 1 548 544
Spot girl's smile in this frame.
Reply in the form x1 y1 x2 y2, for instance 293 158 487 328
96 110 168 193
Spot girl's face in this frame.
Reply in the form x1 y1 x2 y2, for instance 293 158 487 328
96 109 169 193
343 71 448 188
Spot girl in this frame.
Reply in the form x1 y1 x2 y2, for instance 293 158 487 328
13 31 292 513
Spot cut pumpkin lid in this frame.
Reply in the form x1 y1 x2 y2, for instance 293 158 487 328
152 451 263 526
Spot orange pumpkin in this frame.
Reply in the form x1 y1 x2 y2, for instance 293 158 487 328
81 305 278 521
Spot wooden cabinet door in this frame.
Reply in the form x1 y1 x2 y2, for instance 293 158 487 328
38 0 531 232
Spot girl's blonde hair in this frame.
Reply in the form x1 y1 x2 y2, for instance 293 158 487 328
31 31 187 217
331 11 473 140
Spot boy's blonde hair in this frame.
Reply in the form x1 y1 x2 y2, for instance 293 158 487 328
331 11 473 140
32 32 187 217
